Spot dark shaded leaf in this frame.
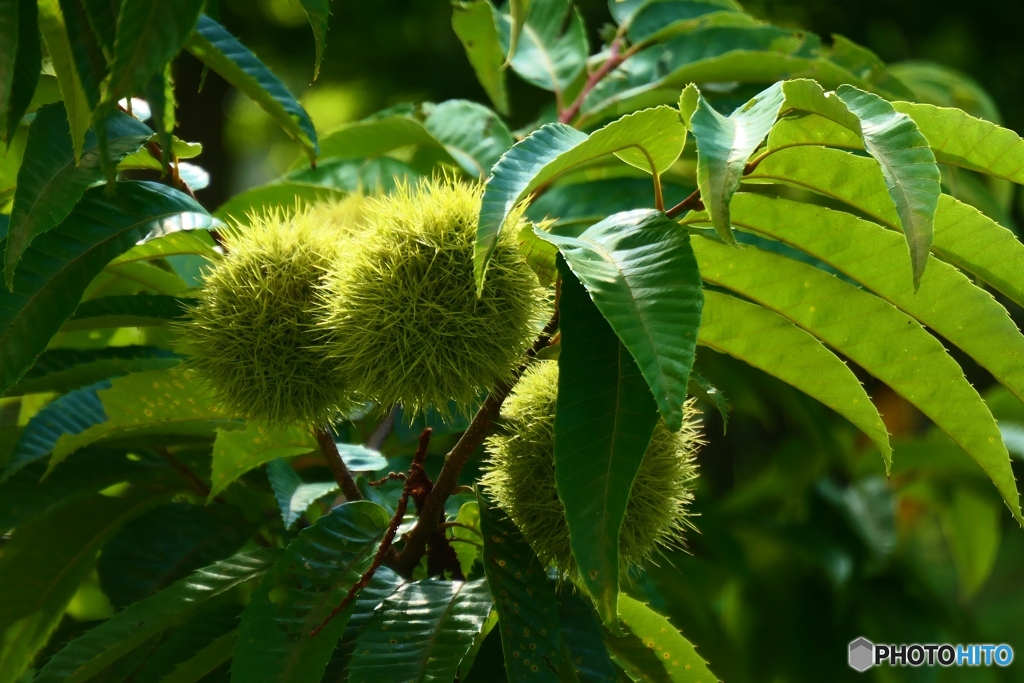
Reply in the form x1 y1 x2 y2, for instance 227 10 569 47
348 578 494 682
0 449 184 535
232 501 391 683
266 458 338 530
554 258 658 629
3 380 108 480
299 0 331 80
37 0 91 160
477 488 563 682
35 549 282 683
107 0 204 103
98 502 258 608
6 346 179 396
65 293 196 330
4 0 40 142
322 567 405 683
0 181 214 394
4 105 154 282
56 0 108 109
185 15 318 162
0 488 178 683
558 591 617 683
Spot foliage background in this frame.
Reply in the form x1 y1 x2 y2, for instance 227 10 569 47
191 0 1024 214
178 2 1024 681
4 0 1023 681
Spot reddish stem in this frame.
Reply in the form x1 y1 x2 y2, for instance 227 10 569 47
309 428 432 638
559 41 628 125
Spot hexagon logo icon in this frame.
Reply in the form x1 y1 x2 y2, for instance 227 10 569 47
849 637 875 672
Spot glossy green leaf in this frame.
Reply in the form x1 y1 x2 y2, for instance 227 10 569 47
746 145 1024 309
48 368 232 473
7 346 179 396
37 0 91 161
580 26 873 126
687 371 728 432
315 115 442 163
107 0 203 103
56 0 108 109
299 0 331 80
64 293 196 331
497 0 587 100
35 549 281 683
348 578 494 682
835 85 940 288
477 488 563 682
554 259 658 629
4 105 153 283
714 193 1024 410
0 450 183 535
539 210 703 431
232 501 391 683
517 219 559 287
98 502 257 608
626 0 750 46
0 181 213 394
210 422 315 501
3 380 108 479
452 0 509 115
5 0 40 142
266 458 339 530
131 601 239 683
691 235 1022 523
558 591 617 683
698 290 890 464
0 488 177 683
424 99 514 177
323 567 405 682
690 81 785 243
477 107 686 290
161 631 238 683
892 100 1024 184
186 15 318 162
604 595 718 683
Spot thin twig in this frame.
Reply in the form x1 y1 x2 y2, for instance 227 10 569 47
389 312 560 577
367 471 407 487
665 187 704 219
559 41 636 125
309 428 432 638
315 425 363 502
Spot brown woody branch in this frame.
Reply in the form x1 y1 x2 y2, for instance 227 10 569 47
389 312 560 577
309 428 433 638
315 425 363 502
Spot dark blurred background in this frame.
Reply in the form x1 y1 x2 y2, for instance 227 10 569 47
178 0 1024 208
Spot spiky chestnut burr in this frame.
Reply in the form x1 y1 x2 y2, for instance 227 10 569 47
481 360 701 575
320 177 547 418
180 205 355 426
